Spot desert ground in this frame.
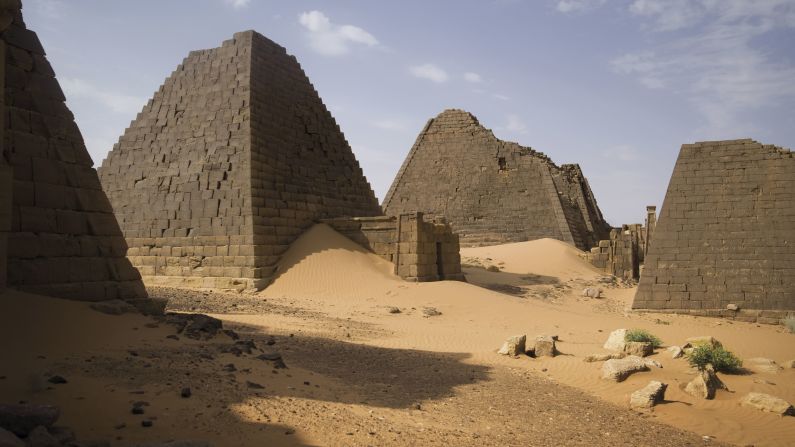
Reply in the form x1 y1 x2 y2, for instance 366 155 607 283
2 224 793 446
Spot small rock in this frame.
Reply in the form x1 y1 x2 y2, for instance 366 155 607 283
141 420 153 428
246 381 264 389
583 352 625 362
257 352 287 369
266 338 276 346
745 357 782 374
623 341 653 357
0 427 23 447
629 380 667 410
533 335 556 357
131 401 149 415
388 307 401 314
726 303 739 311
0 404 60 437
684 365 726 400
740 392 794 416
668 346 683 359
180 387 191 398
497 335 526 356
222 329 240 340
422 307 442 317
581 287 601 298
89 299 137 316
603 329 627 351
601 356 650 382
47 375 68 384
222 363 237 372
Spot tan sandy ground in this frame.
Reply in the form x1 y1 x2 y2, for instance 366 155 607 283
1 223 793 446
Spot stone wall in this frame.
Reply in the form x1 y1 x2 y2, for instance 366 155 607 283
1 4 147 301
633 139 795 323
587 225 641 281
321 213 464 282
382 109 611 250
99 31 381 292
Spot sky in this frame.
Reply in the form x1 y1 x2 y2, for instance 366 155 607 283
22 0 795 225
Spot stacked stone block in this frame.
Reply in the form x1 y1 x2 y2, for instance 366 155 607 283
382 109 611 250
587 225 641 281
633 139 795 323
99 31 381 291
321 213 464 282
1 4 146 301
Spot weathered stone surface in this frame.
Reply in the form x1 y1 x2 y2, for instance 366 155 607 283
533 335 556 357
497 335 526 356
634 140 795 317
582 287 601 298
382 109 611 251
0 404 59 437
603 328 627 351
745 357 782 374
740 393 794 416
583 352 625 362
0 427 23 447
623 341 653 357
630 381 667 410
684 365 726 400
601 356 650 382
89 299 137 315
668 346 683 359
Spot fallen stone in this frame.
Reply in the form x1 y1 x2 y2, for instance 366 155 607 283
159 313 222 340
623 341 653 357
726 303 739 311
388 307 401 314
684 365 726 400
422 307 442 317
685 336 722 348
180 387 191 398
533 335 556 357
0 427 23 447
0 404 59 437
141 420 153 428
601 356 650 382
246 381 264 389
497 335 526 356
668 346 683 359
257 352 287 369
603 329 627 351
89 299 137 316
745 357 782 374
581 287 601 298
46 375 67 384
740 392 794 416
25 425 59 447
583 352 625 362
630 381 667 410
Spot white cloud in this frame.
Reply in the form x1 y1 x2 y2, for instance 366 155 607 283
463 72 482 83
371 119 407 131
61 78 147 115
602 144 640 161
493 93 511 101
556 0 606 13
224 0 250 9
409 64 449 83
298 10 379 56
504 114 528 134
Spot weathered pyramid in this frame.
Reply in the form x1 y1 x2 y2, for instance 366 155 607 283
0 3 147 301
98 31 381 291
634 139 795 322
383 109 611 250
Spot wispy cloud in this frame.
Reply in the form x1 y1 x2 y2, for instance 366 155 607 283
503 114 528 134
612 0 795 135
224 0 250 9
409 63 449 83
555 0 606 13
61 78 147 115
602 144 640 161
371 119 407 131
298 10 379 56
493 93 511 101
463 72 482 83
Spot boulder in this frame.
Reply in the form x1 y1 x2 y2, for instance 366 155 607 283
684 365 726 399
745 357 782 374
581 288 601 298
583 352 625 362
0 404 59 437
25 426 59 447
667 346 683 359
89 299 137 315
785 359 795 369
685 336 722 348
497 335 526 356
603 329 627 351
601 356 650 382
623 341 653 357
630 381 667 410
533 335 556 357
740 392 794 416
0 427 23 447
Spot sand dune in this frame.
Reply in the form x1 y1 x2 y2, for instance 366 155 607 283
461 238 603 279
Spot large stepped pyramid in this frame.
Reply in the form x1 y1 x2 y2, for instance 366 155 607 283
0 2 147 301
98 31 381 291
382 109 611 250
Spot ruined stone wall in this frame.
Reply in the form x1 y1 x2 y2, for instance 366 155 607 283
322 213 463 282
634 139 795 323
382 109 610 250
1 6 146 301
99 31 380 291
587 226 640 281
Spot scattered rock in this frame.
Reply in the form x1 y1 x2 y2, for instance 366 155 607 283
141 420 153 428
0 404 60 437
601 356 650 382
0 427 23 447
623 341 653 357
388 307 401 314
246 381 264 389
89 299 137 316
46 375 67 385
740 392 794 416
180 387 191 398
583 352 624 362
222 329 240 340
131 401 149 415
257 352 287 369
158 313 222 340
581 287 601 298
630 381 667 410
222 363 237 372
685 336 722 348
422 307 442 317
745 357 782 374
603 329 627 351
497 335 526 357
726 303 739 311
128 298 168 316
25 425 59 447
684 365 726 400
533 335 556 357
668 346 683 359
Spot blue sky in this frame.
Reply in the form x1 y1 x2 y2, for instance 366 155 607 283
24 0 795 225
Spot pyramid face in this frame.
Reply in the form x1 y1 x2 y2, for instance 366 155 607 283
634 139 795 314
0 6 146 301
98 31 381 291
382 109 610 250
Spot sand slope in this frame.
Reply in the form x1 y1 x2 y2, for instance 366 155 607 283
461 238 602 279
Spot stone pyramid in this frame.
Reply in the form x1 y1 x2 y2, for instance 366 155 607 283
0 3 147 301
383 109 611 250
98 31 381 291
634 139 795 322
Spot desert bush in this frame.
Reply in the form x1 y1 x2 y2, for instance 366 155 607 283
624 329 663 348
686 344 743 373
783 316 795 334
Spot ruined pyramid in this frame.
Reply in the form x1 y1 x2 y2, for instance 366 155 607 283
98 31 382 291
383 109 611 250
0 3 147 301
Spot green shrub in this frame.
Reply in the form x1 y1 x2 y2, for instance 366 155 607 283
624 329 663 348
686 344 743 373
783 316 795 334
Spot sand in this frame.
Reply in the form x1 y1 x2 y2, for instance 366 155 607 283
2 224 794 446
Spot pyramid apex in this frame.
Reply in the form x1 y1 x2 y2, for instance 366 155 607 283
434 109 481 126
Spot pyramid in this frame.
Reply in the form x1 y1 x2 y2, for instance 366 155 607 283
634 139 795 321
382 109 611 250
0 3 147 301
98 31 381 291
